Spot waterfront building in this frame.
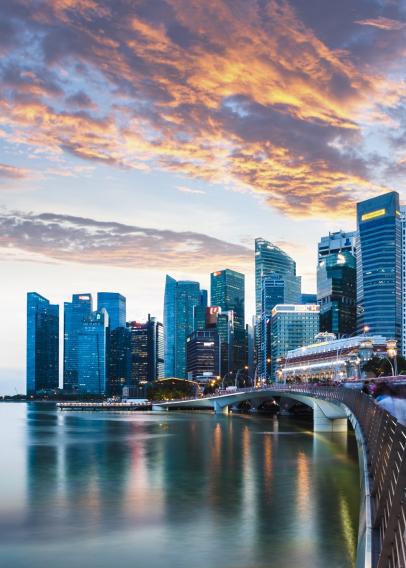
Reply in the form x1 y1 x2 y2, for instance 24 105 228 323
356 192 401 344
271 304 319 380
107 326 131 396
401 208 406 357
63 293 93 391
26 292 59 395
280 334 387 382
97 292 126 331
211 269 246 370
77 309 109 394
127 316 164 393
317 250 356 337
255 238 301 319
186 330 220 384
164 276 200 378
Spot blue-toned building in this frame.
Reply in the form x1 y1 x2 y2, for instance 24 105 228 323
63 293 93 391
26 292 59 395
77 309 109 394
164 276 201 378
107 326 131 396
211 269 246 370
356 192 401 344
302 293 317 304
97 292 126 331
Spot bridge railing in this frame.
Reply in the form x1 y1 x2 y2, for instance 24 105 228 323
283 385 406 568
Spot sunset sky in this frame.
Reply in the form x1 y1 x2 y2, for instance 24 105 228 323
1 0 406 393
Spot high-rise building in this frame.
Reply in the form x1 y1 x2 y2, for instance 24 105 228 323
164 276 200 378
357 192 401 344
271 304 320 380
26 292 59 395
97 292 126 330
127 315 164 390
186 330 220 384
401 208 406 357
255 238 301 318
77 309 109 394
63 293 93 391
317 232 357 338
302 293 317 304
318 230 357 258
107 326 131 396
211 269 246 370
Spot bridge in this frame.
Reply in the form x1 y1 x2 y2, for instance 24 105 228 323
154 384 406 568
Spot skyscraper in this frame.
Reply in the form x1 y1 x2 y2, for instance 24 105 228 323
255 238 301 318
317 231 357 337
401 208 406 357
127 316 164 390
271 304 319 380
186 329 220 384
164 276 200 378
97 292 126 330
108 326 131 396
77 308 109 394
211 269 246 370
357 192 401 343
63 293 93 391
26 292 59 395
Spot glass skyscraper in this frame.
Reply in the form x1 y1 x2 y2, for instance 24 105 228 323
211 269 246 370
255 238 301 318
77 308 109 394
97 292 126 330
186 330 220 383
108 326 131 396
164 276 200 378
356 192 401 343
63 293 93 391
26 292 59 394
127 315 164 391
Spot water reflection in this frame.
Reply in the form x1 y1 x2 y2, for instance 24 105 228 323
0 405 359 568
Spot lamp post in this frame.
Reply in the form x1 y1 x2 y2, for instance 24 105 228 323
386 340 398 377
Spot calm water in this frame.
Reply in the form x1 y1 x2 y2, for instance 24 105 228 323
0 403 360 568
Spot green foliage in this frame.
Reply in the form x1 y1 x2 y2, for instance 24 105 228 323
363 355 406 377
147 379 197 401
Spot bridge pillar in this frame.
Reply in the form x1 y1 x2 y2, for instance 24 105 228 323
213 401 229 415
313 404 347 432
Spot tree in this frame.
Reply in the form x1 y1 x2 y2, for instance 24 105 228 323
363 355 406 378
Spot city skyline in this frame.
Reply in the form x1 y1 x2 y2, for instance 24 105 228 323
2 1 406 392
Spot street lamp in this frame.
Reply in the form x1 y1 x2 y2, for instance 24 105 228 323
386 340 398 376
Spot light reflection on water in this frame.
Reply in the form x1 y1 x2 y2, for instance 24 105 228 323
0 403 360 568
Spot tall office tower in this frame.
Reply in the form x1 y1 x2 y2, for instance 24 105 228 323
193 304 207 331
186 330 220 384
401 208 406 357
271 304 320 380
63 293 92 391
26 292 59 395
97 292 126 330
77 309 109 394
357 192 401 344
210 269 246 370
200 289 208 308
128 315 165 390
107 326 131 396
317 250 356 337
255 238 302 319
318 230 357 258
164 276 200 378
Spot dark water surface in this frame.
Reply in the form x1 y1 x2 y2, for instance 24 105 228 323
0 403 360 568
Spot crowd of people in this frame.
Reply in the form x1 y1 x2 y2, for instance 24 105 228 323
362 381 406 425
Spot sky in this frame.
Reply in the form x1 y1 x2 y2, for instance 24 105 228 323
0 0 406 393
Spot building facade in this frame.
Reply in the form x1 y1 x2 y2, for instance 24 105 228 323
356 192 401 345
271 304 319 380
107 326 131 396
210 269 246 370
127 316 164 389
164 276 200 378
77 309 109 394
63 293 93 391
401 207 406 358
280 334 388 382
26 292 59 394
97 292 126 331
186 330 220 384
